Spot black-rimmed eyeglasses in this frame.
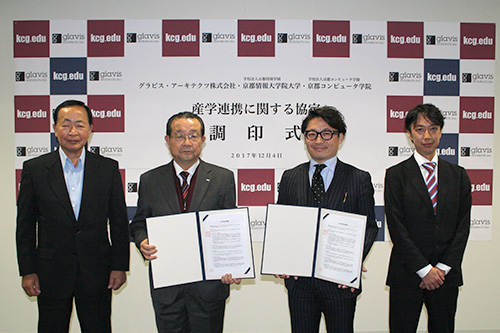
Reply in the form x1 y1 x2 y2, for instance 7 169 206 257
304 129 340 141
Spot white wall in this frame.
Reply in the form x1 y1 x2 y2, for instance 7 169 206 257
1 1 499 332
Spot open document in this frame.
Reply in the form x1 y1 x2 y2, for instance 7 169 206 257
147 207 255 289
261 204 366 289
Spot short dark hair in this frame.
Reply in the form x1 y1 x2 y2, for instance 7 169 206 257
301 106 347 135
404 103 444 132
53 100 93 126
166 112 205 136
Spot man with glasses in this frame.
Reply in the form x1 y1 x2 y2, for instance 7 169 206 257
277 106 378 333
129 112 239 333
384 104 471 332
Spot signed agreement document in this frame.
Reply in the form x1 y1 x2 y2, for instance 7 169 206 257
261 204 366 289
147 207 255 289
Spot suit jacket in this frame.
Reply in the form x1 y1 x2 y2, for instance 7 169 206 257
384 156 472 288
16 150 130 298
129 159 236 305
277 159 378 295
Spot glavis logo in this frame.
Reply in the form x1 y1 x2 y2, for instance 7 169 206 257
52 33 85 44
352 33 385 45
462 72 494 84
202 32 235 43
16 71 48 82
128 32 162 43
16 146 49 158
127 183 138 193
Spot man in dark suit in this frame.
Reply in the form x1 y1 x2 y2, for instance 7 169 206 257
129 111 239 333
16 100 130 333
277 106 378 333
384 103 472 332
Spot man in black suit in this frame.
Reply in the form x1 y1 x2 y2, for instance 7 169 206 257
384 103 472 332
16 100 130 332
129 111 239 333
277 106 378 333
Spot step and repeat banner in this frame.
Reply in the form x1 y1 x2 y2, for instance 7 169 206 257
14 20 495 241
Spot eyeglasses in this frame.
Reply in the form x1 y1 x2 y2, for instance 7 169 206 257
304 129 340 141
170 133 202 142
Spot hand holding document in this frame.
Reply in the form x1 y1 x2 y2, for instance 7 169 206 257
261 204 366 289
146 208 255 289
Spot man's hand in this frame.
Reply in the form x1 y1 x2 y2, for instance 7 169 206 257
338 265 367 293
140 238 158 260
108 270 127 290
221 273 241 285
419 267 445 290
22 273 41 297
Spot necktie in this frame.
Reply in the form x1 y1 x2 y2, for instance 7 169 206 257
180 171 189 210
312 164 326 205
422 162 438 214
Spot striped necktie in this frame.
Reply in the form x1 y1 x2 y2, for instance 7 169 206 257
180 171 189 210
422 162 437 214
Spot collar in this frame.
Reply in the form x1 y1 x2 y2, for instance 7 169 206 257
173 159 200 177
58 148 86 168
413 151 438 166
309 156 338 173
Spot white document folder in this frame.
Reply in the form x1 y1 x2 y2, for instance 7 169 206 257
261 204 366 289
147 207 255 289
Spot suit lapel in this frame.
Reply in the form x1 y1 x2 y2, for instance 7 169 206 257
326 160 349 209
436 158 451 216
190 160 211 211
404 157 434 211
79 151 100 221
47 150 76 222
159 162 182 214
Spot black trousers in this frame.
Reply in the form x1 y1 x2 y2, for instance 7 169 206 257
152 283 226 333
390 285 459 333
287 277 357 333
37 288 111 333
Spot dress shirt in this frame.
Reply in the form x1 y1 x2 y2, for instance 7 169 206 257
308 156 338 191
413 152 451 278
173 159 200 186
59 148 85 219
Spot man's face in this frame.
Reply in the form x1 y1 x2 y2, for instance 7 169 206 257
53 106 92 157
408 113 442 160
304 117 344 164
165 118 206 169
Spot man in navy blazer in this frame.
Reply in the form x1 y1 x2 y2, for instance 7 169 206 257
277 106 378 333
129 111 239 333
384 104 472 332
16 100 130 332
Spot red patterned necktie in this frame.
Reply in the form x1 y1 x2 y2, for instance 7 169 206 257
180 171 189 210
422 162 437 214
